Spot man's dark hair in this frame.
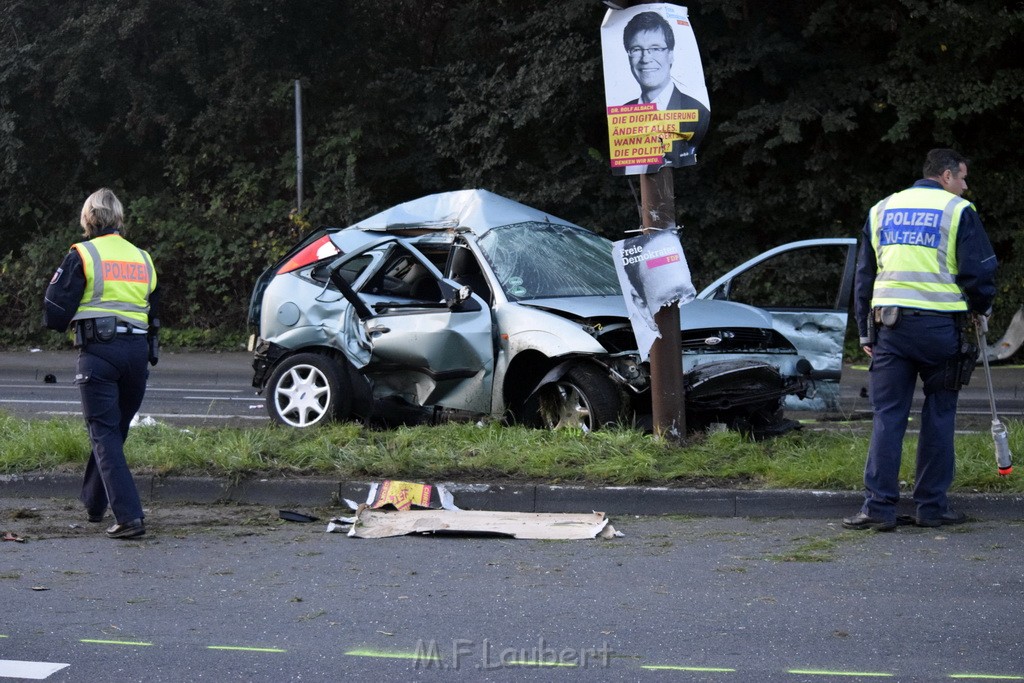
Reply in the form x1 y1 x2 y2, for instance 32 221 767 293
622 11 675 51
923 148 969 178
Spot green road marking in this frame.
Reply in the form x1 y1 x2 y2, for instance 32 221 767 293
642 665 736 672
80 639 153 647
788 670 892 678
344 649 440 662
851 365 869 371
949 676 1024 680
207 646 286 653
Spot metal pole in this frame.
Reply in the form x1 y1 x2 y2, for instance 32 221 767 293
294 79 304 213
640 168 685 439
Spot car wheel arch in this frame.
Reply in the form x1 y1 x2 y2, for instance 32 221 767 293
502 349 560 410
506 355 622 430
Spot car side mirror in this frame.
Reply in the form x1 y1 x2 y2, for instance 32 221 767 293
437 279 482 312
448 284 471 309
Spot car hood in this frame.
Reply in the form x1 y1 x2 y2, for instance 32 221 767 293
518 296 775 331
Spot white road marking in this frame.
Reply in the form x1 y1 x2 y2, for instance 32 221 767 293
37 411 267 420
0 660 69 680
0 384 244 394
180 396 257 401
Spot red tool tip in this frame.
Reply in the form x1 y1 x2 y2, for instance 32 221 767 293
998 466 1013 476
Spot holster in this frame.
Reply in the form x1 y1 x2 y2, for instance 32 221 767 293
865 313 877 346
148 333 160 366
944 318 979 390
147 317 160 366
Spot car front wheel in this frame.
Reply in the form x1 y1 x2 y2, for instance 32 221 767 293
536 364 620 431
266 353 351 428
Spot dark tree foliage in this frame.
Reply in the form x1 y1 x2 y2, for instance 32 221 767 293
1 0 1022 344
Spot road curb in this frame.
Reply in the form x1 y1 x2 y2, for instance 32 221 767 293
2 473 1023 521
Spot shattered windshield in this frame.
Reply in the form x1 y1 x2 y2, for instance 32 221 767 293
476 222 621 300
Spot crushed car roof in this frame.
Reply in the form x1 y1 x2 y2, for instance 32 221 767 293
348 189 578 236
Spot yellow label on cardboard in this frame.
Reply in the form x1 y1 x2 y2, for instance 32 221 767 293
372 481 433 511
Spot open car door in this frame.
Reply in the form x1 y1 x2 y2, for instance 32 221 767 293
697 238 858 411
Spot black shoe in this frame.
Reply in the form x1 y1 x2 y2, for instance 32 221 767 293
842 512 896 531
106 519 145 539
915 510 968 528
87 512 105 523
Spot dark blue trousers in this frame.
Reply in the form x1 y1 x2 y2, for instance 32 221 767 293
76 334 149 524
862 314 960 522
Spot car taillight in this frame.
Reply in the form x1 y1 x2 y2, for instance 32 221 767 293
277 235 340 274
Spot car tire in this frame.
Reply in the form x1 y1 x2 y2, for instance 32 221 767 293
535 364 620 431
266 353 352 428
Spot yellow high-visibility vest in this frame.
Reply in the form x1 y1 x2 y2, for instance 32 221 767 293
868 186 971 312
70 234 157 328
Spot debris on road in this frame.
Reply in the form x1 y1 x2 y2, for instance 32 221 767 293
278 510 319 523
369 480 434 511
326 480 622 540
345 507 620 540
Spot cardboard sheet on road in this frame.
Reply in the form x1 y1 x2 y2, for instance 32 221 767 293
347 506 619 540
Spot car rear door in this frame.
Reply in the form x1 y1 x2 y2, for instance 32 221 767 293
696 238 858 411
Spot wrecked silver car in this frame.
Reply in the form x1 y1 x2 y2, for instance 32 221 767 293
248 190 856 433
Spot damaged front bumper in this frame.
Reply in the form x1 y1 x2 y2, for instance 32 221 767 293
684 358 811 424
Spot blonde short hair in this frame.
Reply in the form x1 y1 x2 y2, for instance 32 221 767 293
80 188 124 237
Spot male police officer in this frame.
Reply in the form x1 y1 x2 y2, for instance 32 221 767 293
44 188 160 539
844 149 997 531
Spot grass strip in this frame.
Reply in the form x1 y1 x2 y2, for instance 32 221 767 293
2 412 1021 492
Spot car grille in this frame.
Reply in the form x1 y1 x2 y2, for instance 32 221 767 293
595 323 794 355
680 328 795 354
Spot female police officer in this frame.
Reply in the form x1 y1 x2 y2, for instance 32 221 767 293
44 188 160 539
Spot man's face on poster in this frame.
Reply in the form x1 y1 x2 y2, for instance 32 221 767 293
627 28 673 96
628 235 684 308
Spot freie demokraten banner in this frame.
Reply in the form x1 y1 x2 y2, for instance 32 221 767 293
612 230 695 361
601 4 710 176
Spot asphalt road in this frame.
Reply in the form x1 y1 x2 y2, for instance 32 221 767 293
2 349 1023 432
2 497 1023 682
0 350 267 428
3 354 1023 682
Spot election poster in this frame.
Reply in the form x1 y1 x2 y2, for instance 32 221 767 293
601 4 710 175
612 230 695 361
